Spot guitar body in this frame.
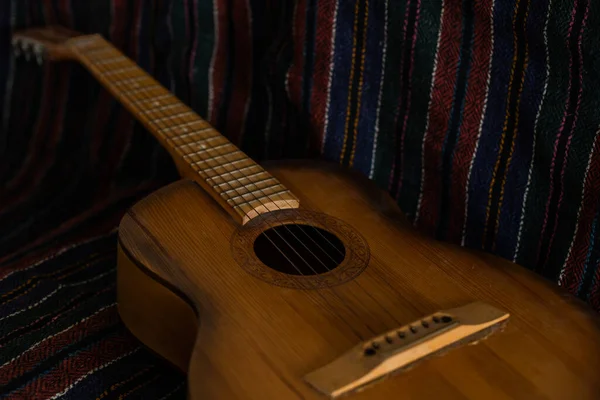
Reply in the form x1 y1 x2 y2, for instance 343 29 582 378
11 26 599 400
118 161 600 400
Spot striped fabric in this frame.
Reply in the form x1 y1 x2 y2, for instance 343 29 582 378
0 232 185 399
1 0 600 397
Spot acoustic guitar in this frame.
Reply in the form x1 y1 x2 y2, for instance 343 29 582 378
12 26 600 400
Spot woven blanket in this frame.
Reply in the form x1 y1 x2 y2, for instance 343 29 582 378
0 232 185 400
1 0 600 398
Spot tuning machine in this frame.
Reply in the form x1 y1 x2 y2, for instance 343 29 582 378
11 37 45 65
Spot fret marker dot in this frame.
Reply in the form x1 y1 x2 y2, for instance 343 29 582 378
154 101 161 106
181 128 189 133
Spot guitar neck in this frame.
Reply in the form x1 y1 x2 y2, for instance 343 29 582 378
67 34 299 224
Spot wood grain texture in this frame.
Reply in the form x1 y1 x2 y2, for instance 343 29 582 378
118 161 600 400
67 34 299 224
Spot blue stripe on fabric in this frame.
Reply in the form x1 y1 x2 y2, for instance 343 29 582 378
352 0 385 174
137 4 153 73
323 0 355 161
463 0 516 248
579 208 599 295
152 0 174 90
217 0 235 132
495 0 550 259
437 0 475 239
0 0 11 132
302 0 317 116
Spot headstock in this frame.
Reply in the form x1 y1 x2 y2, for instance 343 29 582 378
11 25 84 64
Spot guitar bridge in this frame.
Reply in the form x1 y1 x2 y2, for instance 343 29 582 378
304 302 509 398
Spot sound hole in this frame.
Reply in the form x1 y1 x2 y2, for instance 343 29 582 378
253 224 346 276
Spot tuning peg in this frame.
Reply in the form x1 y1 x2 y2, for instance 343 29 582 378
11 37 22 57
33 43 44 65
18 40 30 59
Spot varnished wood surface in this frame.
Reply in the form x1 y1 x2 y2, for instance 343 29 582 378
12 27 301 224
67 34 299 224
118 161 600 400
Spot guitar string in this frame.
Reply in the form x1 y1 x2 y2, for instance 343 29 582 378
83 48 342 277
73 38 346 264
159 97 347 264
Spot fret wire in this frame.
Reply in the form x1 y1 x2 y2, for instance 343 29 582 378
161 121 210 135
186 168 245 199
77 42 296 212
207 164 262 183
86 50 121 61
215 170 268 188
75 44 226 189
173 134 221 149
124 85 164 95
93 56 128 66
192 157 249 170
101 60 212 144
227 186 287 203
113 80 151 91
74 43 101 52
186 150 242 164
169 130 216 146
99 69 228 191
179 142 232 154
152 110 195 124
225 190 286 208
230 188 290 206
190 153 247 168
131 94 173 105
113 75 150 86
140 103 185 115
71 35 102 45
69 38 106 53
103 66 138 76
221 176 277 195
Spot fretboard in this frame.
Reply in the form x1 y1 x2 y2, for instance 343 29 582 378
67 34 299 224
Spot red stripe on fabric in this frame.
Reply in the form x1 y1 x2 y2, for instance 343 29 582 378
98 113 135 199
396 0 422 193
309 0 336 153
446 0 493 241
222 3 252 144
182 0 191 105
59 0 72 27
288 0 307 108
560 132 600 293
417 0 463 233
7 329 138 399
184 0 191 46
189 0 200 109
0 61 37 181
210 0 228 125
89 93 112 167
41 0 56 23
101 1 145 198
539 0 589 267
92 0 135 200
4 64 52 193
0 286 114 351
0 180 157 273
590 268 600 311
91 0 126 167
3 67 68 210
0 306 118 385
225 2 253 145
